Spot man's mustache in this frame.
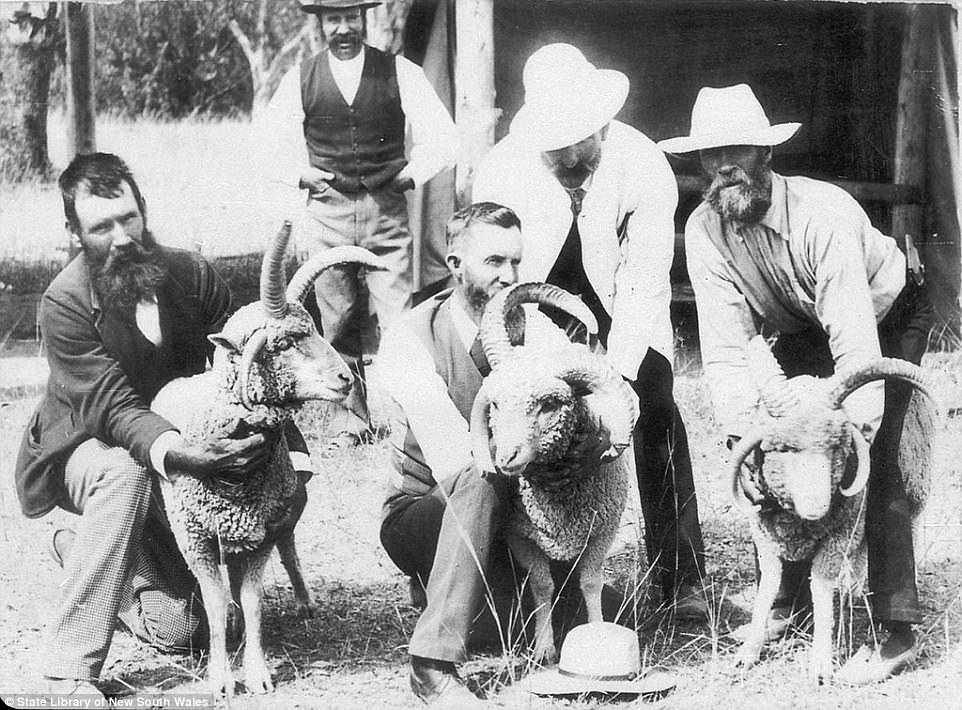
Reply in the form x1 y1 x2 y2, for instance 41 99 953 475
103 243 151 269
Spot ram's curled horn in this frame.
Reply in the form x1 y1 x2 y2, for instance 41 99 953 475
286 246 389 303
262 221 292 319
469 385 496 475
827 357 937 410
480 282 599 369
840 423 871 497
729 430 767 514
238 328 270 410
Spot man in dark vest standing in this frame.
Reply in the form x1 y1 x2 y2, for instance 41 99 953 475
266 0 457 452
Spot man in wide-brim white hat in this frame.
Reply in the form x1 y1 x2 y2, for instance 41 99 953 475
660 83 932 684
263 0 457 455
474 43 709 623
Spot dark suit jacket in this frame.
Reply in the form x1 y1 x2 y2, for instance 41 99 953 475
16 247 232 518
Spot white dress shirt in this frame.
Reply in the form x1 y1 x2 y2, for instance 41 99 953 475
473 121 679 381
265 48 457 189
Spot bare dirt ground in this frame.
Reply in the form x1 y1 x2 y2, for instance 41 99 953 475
0 364 960 709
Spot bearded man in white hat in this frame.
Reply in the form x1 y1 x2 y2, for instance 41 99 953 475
474 44 708 618
265 0 457 453
659 83 933 684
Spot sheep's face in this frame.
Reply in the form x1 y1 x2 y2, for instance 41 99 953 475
212 302 352 405
484 371 579 475
762 408 851 521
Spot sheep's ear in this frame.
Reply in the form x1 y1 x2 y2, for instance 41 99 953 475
208 332 240 354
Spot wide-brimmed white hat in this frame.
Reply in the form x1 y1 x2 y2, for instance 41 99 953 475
509 44 629 152
658 84 801 154
521 622 678 696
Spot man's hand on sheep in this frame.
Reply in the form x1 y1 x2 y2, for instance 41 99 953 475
164 433 269 480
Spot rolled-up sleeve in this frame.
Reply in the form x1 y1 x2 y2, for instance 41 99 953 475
686 214 761 436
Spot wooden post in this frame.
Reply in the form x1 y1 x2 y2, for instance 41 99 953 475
65 2 96 157
454 0 497 206
891 5 929 253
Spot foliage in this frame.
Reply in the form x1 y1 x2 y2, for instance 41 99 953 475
0 3 61 181
92 0 306 118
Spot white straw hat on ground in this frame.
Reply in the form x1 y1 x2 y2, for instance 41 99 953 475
657 83 801 154
521 622 678 696
509 44 629 152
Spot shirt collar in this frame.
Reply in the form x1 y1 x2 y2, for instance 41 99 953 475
328 47 366 70
759 171 788 236
448 294 480 352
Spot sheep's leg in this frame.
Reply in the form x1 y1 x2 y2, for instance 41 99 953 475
508 534 557 666
808 568 836 684
235 548 274 694
576 535 613 625
227 566 244 642
736 540 783 670
182 538 234 696
276 532 316 618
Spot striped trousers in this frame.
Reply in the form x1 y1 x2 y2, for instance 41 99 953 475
46 439 206 681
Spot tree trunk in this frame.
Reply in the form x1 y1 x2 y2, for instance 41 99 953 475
230 11 314 119
367 0 413 54
0 3 59 182
454 0 497 205
65 2 96 157
891 5 929 253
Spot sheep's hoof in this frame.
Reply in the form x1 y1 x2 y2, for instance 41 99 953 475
532 644 558 667
295 597 317 619
808 653 834 685
733 643 762 671
208 670 235 697
244 662 274 694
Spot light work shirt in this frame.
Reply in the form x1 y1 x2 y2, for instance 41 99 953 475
265 49 457 189
686 171 906 442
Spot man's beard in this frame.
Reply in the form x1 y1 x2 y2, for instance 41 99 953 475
88 231 167 314
464 279 496 315
549 151 601 190
704 164 772 223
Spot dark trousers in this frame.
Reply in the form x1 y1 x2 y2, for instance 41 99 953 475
632 348 706 596
381 467 514 662
768 282 932 624
380 467 631 662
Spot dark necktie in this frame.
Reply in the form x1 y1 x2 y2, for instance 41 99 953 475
468 334 491 377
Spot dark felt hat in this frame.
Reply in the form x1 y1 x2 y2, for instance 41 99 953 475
299 0 382 12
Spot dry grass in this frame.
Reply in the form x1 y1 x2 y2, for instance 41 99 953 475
0 114 306 262
0 118 959 707
0 353 959 708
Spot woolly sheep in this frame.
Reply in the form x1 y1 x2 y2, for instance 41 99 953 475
728 335 937 683
151 223 385 695
470 282 639 664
